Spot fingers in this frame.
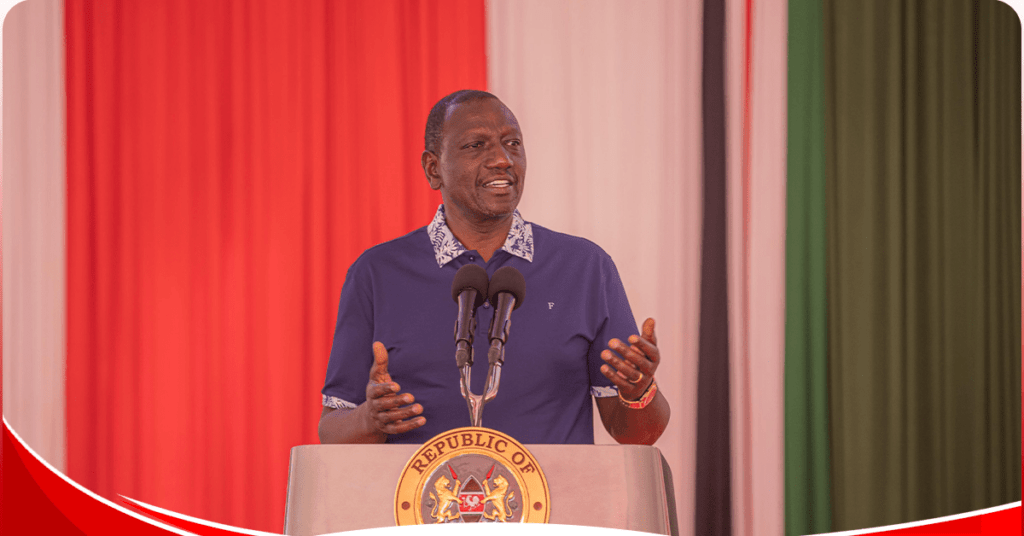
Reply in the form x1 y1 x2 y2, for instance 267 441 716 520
365 388 427 435
641 318 658 346
623 318 660 366
626 335 661 366
379 415 427 435
601 347 643 381
368 388 412 410
377 402 423 421
600 344 649 403
369 342 392 384
600 346 654 400
607 338 657 375
598 361 651 400
599 363 636 390
372 400 426 435
365 341 425 435
368 381 399 401
600 322 661 399
371 400 425 435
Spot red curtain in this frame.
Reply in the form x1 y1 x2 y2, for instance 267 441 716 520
65 1 486 531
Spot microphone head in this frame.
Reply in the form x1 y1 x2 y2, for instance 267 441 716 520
488 266 525 309
451 264 489 308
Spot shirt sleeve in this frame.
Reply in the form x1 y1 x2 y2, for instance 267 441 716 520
588 252 640 397
322 256 375 408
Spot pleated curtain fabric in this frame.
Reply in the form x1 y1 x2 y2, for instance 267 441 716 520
63 1 486 531
8 0 1019 534
488 3 793 535
724 0 788 535
486 2 705 533
2 0 67 472
696 0 733 534
784 0 833 534
824 0 1021 530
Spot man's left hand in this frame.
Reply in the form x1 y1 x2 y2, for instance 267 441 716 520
600 317 660 401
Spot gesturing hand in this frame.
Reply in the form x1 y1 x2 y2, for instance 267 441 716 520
599 318 661 401
363 342 426 436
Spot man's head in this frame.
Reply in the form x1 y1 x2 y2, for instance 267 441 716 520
422 90 526 223
424 89 500 154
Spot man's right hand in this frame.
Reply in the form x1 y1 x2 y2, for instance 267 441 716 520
318 341 425 444
362 342 426 436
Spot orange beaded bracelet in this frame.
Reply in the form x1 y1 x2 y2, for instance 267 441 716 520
618 379 658 409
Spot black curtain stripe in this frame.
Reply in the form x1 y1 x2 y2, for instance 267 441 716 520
694 0 732 534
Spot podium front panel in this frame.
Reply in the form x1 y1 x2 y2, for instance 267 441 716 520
284 444 673 535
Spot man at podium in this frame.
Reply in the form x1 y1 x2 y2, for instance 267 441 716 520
318 90 670 446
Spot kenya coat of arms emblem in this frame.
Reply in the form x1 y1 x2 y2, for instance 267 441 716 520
394 427 550 525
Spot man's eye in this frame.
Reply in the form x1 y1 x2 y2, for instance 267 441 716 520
464 141 483 149
506 140 521 147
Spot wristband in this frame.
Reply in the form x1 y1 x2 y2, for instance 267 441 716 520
618 380 658 409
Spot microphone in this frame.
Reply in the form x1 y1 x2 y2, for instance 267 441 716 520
451 264 489 368
486 266 526 366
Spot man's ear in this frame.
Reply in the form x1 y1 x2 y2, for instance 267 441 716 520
422 150 442 190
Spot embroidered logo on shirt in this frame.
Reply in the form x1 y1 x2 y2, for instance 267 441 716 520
427 205 534 267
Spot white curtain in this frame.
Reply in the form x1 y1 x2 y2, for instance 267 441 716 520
487 1 705 532
2 0 68 470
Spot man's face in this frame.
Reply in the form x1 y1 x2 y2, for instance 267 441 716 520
427 98 526 222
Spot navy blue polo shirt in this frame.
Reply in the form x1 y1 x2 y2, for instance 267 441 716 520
322 205 638 444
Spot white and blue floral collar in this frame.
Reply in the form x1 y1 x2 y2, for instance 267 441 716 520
427 204 534 267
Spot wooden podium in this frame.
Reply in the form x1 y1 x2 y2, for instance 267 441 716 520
284 444 678 535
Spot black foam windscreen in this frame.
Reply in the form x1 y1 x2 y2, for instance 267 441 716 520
487 266 525 310
451 264 489 308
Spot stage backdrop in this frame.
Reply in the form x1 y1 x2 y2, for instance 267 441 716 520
64 0 484 530
2 0 1020 535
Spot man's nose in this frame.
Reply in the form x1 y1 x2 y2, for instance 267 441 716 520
488 145 513 169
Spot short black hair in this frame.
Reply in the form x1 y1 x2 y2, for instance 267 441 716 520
424 89 499 154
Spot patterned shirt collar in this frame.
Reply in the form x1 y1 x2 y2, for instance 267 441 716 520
427 204 534 267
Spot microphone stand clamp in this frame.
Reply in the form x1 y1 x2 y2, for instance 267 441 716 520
457 342 503 427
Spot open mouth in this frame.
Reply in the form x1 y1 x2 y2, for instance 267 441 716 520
482 178 514 190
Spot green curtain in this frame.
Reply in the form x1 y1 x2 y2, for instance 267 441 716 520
784 0 833 534
824 0 1021 530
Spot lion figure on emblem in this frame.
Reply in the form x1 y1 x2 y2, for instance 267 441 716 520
482 475 515 522
429 475 462 523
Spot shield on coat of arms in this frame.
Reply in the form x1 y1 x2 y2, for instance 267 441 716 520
457 475 485 521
